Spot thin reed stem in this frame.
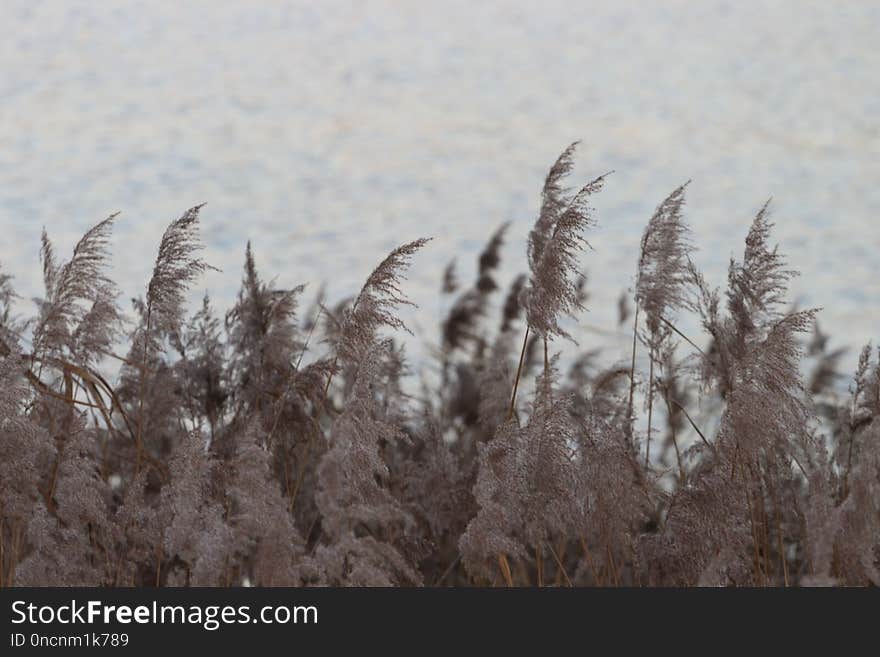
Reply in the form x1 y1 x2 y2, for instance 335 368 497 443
645 347 655 467
547 542 573 587
535 543 543 587
135 308 151 474
626 302 640 437
497 554 514 587
507 325 530 421
580 537 602 586
662 385 686 482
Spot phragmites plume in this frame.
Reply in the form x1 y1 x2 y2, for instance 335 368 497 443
518 358 583 546
642 211 819 585
500 274 527 334
16 414 109 586
477 222 508 293
0 263 19 335
527 141 579 273
727 200 798 333
461 356 582 582
443 224 508 351
33 214 120 362
688 201 805 397
630 182 692 464
229 424 305 585
458 417 528 581
145 204 214 337
852 343 880 422
226 242 305 415
441 259 458 294
159 429 234 586
724 307 819 469
336 238 430 364
635 182 692 335
523 174 608 339
314 342 421 585
0 344 50 534
129 204 213 466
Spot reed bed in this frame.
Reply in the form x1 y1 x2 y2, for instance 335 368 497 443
0 143 876 587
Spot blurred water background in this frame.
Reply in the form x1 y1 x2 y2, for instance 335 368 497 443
1 0 878 372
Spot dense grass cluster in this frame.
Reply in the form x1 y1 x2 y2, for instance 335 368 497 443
0 143 877 587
